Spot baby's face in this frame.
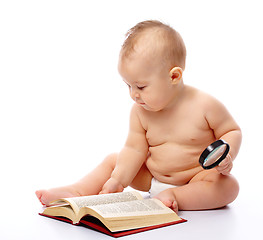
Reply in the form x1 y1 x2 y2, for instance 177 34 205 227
118 54 177 112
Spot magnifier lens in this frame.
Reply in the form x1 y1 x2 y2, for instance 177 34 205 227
203 145 227 167
199 140 230 169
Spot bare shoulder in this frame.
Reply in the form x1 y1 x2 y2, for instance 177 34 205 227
130 103 148 130
186 85 224 111
130 103 145 119
189 86 240 131
129 104 147 131
199 91 229 117
185 85 236 125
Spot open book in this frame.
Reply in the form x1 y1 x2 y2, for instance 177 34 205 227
40 191 186 237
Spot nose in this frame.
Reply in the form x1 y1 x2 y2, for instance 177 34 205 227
130 87 140 101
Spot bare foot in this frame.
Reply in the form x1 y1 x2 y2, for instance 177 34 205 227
35 185 82 206
154 188 178 213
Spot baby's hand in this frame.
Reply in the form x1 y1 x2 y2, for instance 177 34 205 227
216 154 233 175
99 177 124 194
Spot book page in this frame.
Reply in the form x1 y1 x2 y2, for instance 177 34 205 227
91 199 175 218
70 191 142 208
52 191 143 214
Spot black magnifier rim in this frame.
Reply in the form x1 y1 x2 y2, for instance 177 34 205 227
199 140 230 169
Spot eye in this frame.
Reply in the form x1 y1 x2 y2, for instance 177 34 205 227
137 86 146 90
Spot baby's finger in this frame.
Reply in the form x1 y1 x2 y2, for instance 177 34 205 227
220 169 231 175
218 158 229 167
216 162 232 175
216 164 226 172
99 188 110 194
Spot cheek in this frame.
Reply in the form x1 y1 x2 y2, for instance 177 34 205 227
143 91 166 109
154 90 174 108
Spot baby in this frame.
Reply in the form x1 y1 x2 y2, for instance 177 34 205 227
36 20 241 212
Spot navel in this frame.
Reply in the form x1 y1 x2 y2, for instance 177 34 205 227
164 174 171 178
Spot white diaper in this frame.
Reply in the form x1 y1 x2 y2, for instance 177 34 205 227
149 178 178 198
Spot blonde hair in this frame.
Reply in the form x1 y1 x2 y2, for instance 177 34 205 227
120 20 186 70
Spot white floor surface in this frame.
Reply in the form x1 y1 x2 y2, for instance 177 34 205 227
1 189 262 240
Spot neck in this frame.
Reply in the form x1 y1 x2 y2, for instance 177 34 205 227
163 79 186 111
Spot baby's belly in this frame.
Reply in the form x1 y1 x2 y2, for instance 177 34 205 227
146 143 204 185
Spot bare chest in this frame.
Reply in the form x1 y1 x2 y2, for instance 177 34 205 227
144 106 213 148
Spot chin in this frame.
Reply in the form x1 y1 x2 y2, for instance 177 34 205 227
143 105 162 112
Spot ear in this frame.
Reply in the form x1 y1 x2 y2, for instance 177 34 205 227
169 67 183 84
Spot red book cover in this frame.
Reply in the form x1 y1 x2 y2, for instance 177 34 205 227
39 213 187 238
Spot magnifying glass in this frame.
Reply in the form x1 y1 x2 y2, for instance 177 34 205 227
199 140 230 169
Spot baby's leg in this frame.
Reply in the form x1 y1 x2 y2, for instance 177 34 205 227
155 169 239 211
36 153 118 206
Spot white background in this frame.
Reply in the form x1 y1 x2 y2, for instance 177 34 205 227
1 1 263 239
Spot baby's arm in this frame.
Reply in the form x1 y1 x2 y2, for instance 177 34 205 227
100 105 148 194
205 96 242 174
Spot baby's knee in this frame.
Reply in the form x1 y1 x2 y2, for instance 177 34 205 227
219 175 239 205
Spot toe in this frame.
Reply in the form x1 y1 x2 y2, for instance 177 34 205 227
162 199 174 208
171 201 178 213
35 190 47 206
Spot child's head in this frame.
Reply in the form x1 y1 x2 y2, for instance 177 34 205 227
119 20 186 71
118 20 187 112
